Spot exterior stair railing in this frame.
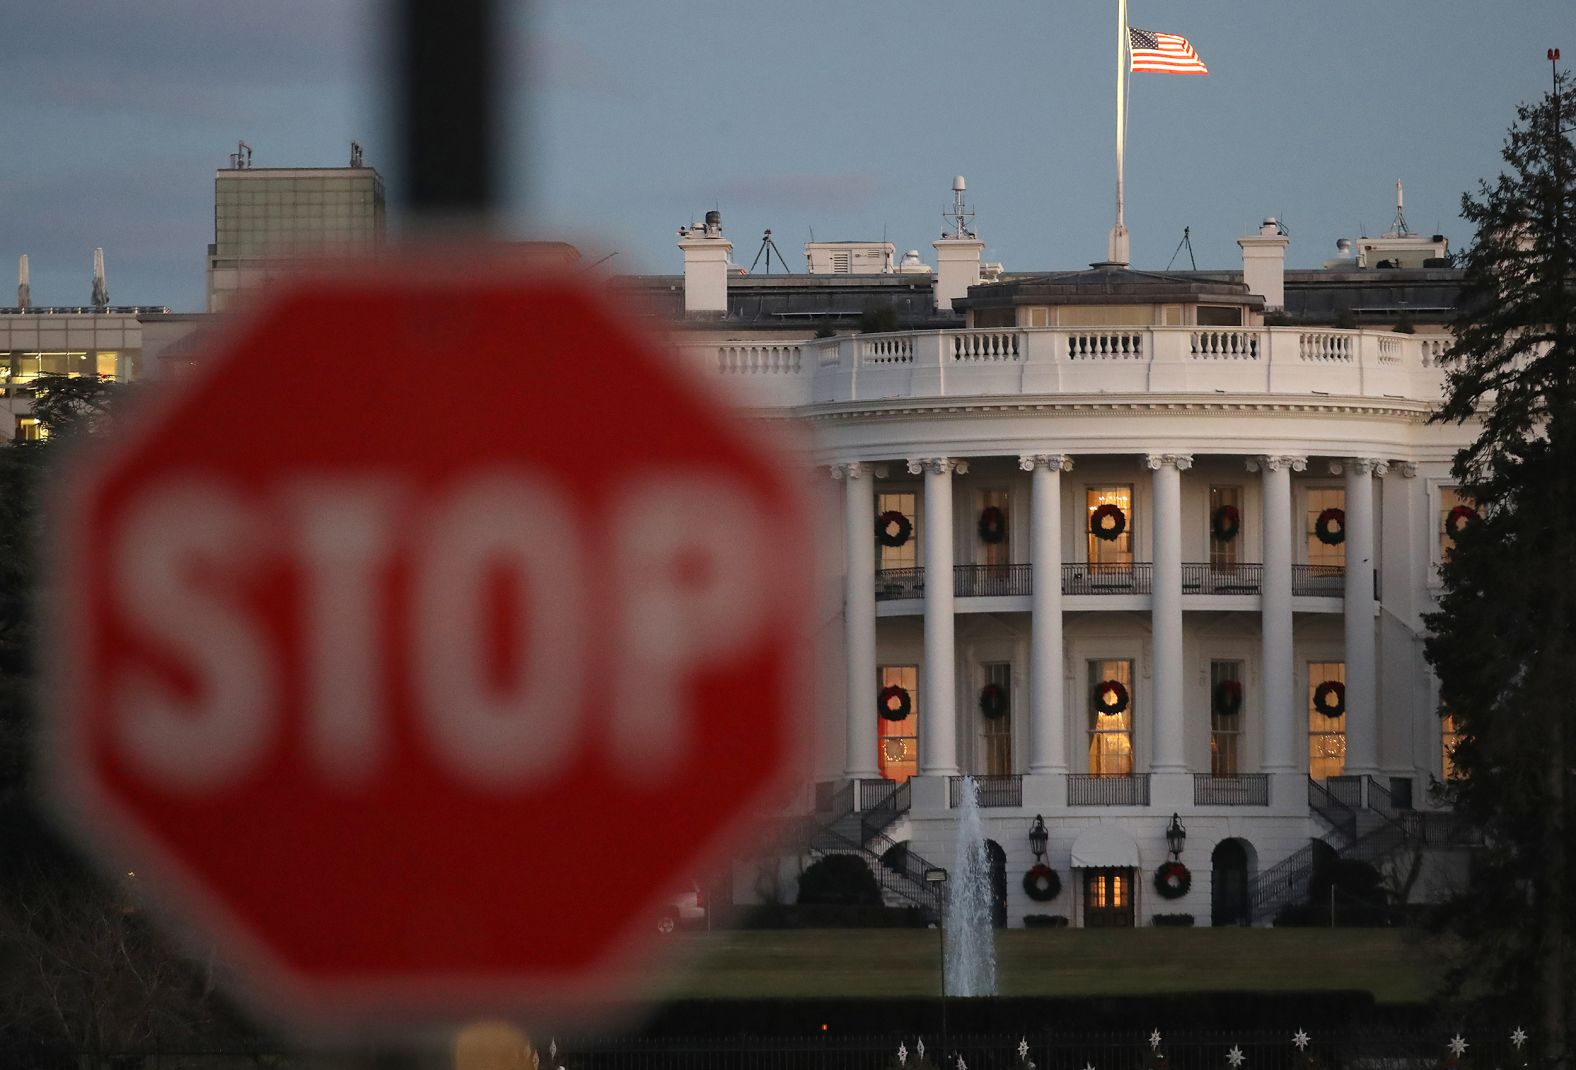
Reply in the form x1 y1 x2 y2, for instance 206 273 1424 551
801 777 936 918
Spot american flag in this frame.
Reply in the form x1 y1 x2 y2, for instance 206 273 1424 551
1128 27 1209 74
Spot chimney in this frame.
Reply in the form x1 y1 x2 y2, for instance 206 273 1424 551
1238 218 1289 311
677 210 732 316
17 255 30 310
932 176 984 311
91 247 109 311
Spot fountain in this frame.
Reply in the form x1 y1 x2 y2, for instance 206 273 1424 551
944 776 998 997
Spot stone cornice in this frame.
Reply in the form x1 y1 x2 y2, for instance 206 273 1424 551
793 393 1440 424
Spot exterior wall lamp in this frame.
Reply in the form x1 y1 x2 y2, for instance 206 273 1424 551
1165 812 1187 859
1028 814 1049 861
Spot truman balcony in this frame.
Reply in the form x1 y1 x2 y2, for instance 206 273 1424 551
874 562 1355 613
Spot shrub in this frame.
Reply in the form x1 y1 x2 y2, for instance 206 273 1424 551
858 303 899 334
797 854 882 906
1023 914 1069 928
1152 913 1195 927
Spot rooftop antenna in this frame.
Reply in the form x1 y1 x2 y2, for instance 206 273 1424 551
350 140 364 167
1165 226 1197 271
91 248 108 311
228 140 253 170
17 254 30 311
1388 179 1410 237
749 228 792 274
944 175 976 239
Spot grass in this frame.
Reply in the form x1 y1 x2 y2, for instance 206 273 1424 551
653 928 1448 1003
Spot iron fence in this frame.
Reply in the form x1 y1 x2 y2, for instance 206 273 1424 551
1067 773 1151 806
875 567 923 600
1192 773 1270 806
1290 563 1345 596
954 563 1032 597
1180 562 1264 594
1062 562 1152 595
947 774 1023 808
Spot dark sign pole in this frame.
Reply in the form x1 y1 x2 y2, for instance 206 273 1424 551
396 0 501 222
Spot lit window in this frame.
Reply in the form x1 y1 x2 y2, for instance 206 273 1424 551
1086 485 1134 572
877 491 918 570
1209 485 1242 570
1308 660 1346 780
1088 659 1134 775
1210 660 1242 776
1441 711 1463 780
14 417 45 442
1438 487 1473 562
877 665 918 783
1305 487 1346 568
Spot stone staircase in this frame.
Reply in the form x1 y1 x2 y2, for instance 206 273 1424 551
802 779 941 919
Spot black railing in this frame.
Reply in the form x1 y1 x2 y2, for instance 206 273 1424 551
1325 774 1365 810
1309 776 1358 843
1291 563 1345 595
853 777 899 812
1067 774 1150 806
1192 773 1270 805
1062 562 1152 595
874 567 923 600
1181 562 1264 594
948 774 1023 808
954 563 1032 597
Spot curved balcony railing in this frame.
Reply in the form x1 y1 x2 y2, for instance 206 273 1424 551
873 562 1357 601
1068 774 1151 806
1193 773 1271 806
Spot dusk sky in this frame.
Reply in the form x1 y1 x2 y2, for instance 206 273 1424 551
3 1 1569 312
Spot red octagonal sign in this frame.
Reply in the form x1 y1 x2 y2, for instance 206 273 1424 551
44 262 811 1028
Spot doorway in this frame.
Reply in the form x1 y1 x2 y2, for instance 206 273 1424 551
1082 868 1135 928
1211 839 1251 926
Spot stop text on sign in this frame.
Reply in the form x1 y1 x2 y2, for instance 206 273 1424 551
107 471 770 791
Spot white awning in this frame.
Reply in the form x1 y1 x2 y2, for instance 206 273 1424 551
1068 824 1141 869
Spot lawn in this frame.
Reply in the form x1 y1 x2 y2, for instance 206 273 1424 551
654 928 1448 1003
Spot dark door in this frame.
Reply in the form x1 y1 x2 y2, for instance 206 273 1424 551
1083 868 1135 928
1211 839 1250 926
986 840 1007 928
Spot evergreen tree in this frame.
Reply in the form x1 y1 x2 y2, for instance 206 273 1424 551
1425 69 1576 1064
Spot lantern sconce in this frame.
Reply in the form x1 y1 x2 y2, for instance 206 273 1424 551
1028 814 1049 862
1165 812 1187 860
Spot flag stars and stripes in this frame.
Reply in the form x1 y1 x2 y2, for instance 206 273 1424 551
1128 27 1209 74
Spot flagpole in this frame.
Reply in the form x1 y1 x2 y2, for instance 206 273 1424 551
1108 0 1130 265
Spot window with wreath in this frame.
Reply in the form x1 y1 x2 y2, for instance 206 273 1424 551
977 487 1010 566
1208 485 1242 570
979 662 1013 776
877 491 918 570
1210 660 1243 776
1438 486 1475 563
1307 660 1346 780
1441 710 1464 780
877 664 919 782
1088 658 1134 775
1305 487 1346 568
1086 485 1134 578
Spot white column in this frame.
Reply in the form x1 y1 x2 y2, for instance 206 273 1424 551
1339 457 1385 777
1251 455 1305 777
911 457 966 777
832 462 882 780
1146 453 1192 773
1020 454 1073 774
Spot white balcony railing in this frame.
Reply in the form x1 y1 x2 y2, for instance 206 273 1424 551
679 326 1450 410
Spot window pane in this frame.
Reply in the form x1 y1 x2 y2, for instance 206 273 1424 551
1088 658 1134 775
1208 485 1241 569
1441 711 1463 780
1439 486 1471 562
978 487 1010 566
1306 487 1346 567
980 662 1013 776
1210 659 1242 775
1086 485 1134 569
878 491 918 570
877 665 919 783
1308 660 1346 779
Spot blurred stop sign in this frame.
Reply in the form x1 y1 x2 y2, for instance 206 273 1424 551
44 262 810 1027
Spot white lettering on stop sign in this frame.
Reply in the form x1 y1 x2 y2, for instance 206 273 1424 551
109 472 773 789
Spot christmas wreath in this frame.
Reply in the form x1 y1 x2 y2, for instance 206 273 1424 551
876 510 913 548
1213 679 1243 716
1023 863 1062 902
979 682 1009 720
977 505 1008 544
1089 503 1127 541
879 684 913 722
1154 861 1192 899
1313 680 1346 718
1446 504 1477 537
1210 504 1242 542
1314 507 1346 546
1093 679 1130 716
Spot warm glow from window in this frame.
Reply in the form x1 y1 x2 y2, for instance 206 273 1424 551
1439 486 1472 562
1088 658 1134 775
1210 660 1242 776
1441 711 1463 780
14 417 45 442
878 491 918 570
878 665 918 783
980 662 1012 776
1086 485 1134 568
1308 660 1346 779
1306 487 1346 568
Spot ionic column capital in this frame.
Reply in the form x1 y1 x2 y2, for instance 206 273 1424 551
1392 461 1418 479
1018 454 1075 473
1144 453 1194 472
1246 455 1307 473
907 457 969 476
829 461 888 480
1330 457 1387 476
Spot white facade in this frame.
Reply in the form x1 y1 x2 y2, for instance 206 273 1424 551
674 227 1472 928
